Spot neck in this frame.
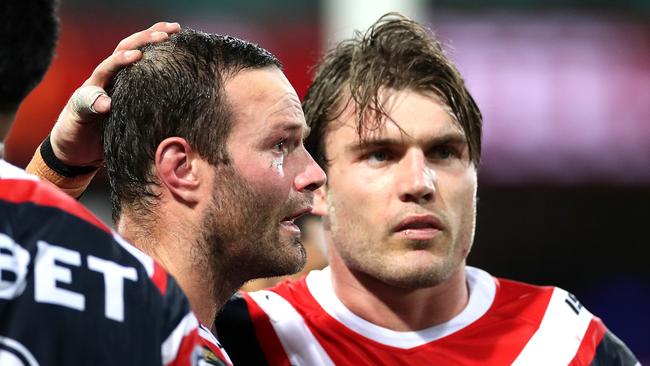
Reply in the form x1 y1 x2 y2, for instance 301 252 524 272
118 209 241 328
328 246 469 332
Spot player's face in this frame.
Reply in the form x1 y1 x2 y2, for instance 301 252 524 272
321 88 477 289
204 66 326 280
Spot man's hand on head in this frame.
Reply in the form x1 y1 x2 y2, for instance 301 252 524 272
50 21 181 167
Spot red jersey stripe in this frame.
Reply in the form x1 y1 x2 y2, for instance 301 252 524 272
569 317 607 365
0 179 110 234
198 324 233 365
166 327 201 366
242 292 292 366
152 260 169 295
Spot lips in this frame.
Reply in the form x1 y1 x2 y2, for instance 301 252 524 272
394 215 443 232
281 206 313 223
393 214 443 240
280 206 312 236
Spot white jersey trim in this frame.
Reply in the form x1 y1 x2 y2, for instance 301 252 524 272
0 159 37 180
198 324 220 348
512 287 594 365
305 265 497 349
199 324 232 365
249 290 335 366
161 312 199 365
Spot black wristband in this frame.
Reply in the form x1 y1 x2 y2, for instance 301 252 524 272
40 134 99 177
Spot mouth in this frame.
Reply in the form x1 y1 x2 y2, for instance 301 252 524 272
280 206 313 234
393 214 443 240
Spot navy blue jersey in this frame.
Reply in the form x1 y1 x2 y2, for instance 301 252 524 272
0 160 203 366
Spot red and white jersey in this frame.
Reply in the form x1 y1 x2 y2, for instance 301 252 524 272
199 323 233 365
216 266 639 365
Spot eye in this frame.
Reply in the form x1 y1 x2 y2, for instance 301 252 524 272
366 150 392 163
273 139 288 154
429 145 460 161
436 146 453 159
370 151 387 161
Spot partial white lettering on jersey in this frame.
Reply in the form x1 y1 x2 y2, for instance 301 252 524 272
34 241 85 311
0 336 40 366
87 255 138 322
0 234 30 299
2 238 141 322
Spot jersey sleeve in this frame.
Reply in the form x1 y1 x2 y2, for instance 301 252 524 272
570 316 639 366
589 329 639 366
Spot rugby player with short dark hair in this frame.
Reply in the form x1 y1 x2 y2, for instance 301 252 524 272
25 24 325 366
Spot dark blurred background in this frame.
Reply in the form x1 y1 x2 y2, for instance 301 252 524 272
5 0 649 360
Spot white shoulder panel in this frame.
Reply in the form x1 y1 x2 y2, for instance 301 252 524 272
248 290 335 366
512 287 594 365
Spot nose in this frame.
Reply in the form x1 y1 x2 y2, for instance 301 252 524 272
398 149 435 204
294 147 327 192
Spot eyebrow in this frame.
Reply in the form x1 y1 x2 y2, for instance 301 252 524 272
273 120 311 138
346 131 467 153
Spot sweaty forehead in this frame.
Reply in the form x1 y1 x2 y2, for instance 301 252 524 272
227 68 297 107
267 92 304 121
225 67 307 134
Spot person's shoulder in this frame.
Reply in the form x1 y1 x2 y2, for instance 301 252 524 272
219 273 311 322
489 273 556 308
484 272 639 365
0 163 183 303
0 168 109 232
266 273 310 298
214 274 316 366
0 166 203 364
466 266 555 317
494 274 554 296
215 289 291 365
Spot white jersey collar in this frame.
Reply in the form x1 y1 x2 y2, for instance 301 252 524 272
305 265 496 349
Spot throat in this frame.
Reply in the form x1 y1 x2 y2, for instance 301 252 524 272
330 260 469 331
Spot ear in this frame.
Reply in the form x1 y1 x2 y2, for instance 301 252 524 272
311 185 329 217
155 137 202 205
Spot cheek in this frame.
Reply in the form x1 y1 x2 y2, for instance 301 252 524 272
237 156 293 200
254 174 292 204
439 172 477 227
448 173 477 248
328 168 392 225
445 168 477 206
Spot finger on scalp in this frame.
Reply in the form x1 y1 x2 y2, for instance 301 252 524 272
84 50 142 88
148 21 181 33
113 29 150 53
113 26 177 54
